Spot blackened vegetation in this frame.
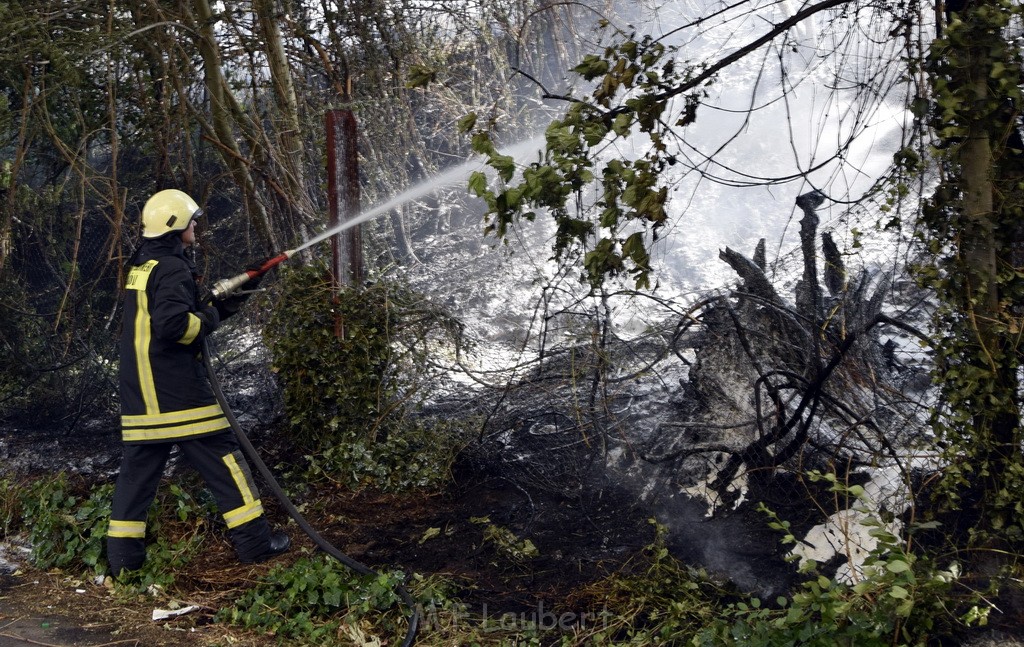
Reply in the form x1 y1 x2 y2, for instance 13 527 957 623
466 191 930 591
697 192 924 511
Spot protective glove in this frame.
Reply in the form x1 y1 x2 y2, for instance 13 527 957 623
212 293 246 320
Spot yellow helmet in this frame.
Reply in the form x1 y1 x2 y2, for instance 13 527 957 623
141 189 203 239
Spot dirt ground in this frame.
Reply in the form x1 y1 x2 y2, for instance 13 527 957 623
0 426 653 646
8 428 1024 647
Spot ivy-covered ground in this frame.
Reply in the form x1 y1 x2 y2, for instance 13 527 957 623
6 430 1024 646
0 424 658 646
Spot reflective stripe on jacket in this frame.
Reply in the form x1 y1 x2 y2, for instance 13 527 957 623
119 237 227 444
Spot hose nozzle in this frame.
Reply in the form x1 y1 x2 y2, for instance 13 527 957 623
210 250 295 300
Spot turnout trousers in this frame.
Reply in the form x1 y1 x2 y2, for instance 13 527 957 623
107 431 271 575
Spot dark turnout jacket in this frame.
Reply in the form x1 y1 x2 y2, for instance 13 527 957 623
118 236 229 443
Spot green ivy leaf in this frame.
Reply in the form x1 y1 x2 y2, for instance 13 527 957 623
405 64 436 88
457 112 477 133
886 559 912 574
573 54 609 80
490 154 516 182
467 171 488 197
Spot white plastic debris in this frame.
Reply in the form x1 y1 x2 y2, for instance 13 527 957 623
152 605 199 621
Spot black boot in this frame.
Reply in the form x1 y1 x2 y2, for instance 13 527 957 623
239 530 291 564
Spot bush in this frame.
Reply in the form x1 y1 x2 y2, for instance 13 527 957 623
692 546 965 647
264 266 468 491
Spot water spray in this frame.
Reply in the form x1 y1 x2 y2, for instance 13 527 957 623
208 160 486 300
210 135 547 300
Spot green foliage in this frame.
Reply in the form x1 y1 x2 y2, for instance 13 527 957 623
467 27 700 289
920 0 1024 539
693 558 957 647
928 2 1023 143
12 474 209 590
568 520 727 645
694 475 981 647
406 63 438 88
19 474 110 571
0 477 19 537
265 267 399 444
295 416 468 492
470 516 539 567
264 266 468 491
217 552 405 644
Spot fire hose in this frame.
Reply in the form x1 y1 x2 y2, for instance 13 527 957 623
201 258 420 646
209 250 296 301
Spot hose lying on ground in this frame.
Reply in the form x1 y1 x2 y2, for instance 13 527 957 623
202 339 420 646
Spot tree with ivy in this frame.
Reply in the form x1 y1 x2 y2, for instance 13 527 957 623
922 0 1024 540
464 0 1024 543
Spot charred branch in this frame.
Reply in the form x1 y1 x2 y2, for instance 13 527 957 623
822 232 846 297
719 246 782 304
795 190 825 329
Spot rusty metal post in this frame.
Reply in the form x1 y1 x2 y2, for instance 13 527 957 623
325 109 364 289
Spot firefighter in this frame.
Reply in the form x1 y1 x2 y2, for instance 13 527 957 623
107 189 289 576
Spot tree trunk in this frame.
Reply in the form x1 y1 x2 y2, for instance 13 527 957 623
959 6 1019 486
253 0 313 242
931 0 1023 531
193 0 279 252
